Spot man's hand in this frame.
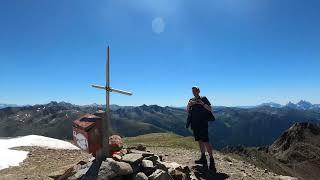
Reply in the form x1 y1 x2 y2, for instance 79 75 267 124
196 99 205 106
187 100 196 112
196 99 212 112
188 100 197 106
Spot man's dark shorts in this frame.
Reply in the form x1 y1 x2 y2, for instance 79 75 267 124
192 124 209 142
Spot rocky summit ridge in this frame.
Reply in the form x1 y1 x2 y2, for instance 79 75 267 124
0 133 299 180
51 145 297 180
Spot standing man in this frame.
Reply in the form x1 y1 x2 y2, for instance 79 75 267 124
186 86 216 172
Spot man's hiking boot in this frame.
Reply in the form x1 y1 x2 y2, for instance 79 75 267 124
209 157 217 173
195 155 207 164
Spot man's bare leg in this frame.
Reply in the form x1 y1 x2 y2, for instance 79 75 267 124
195 141 207 164
199 141 206 154
204 142 213 158
204 142 216 172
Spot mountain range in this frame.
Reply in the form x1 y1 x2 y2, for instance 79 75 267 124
1 100 320 110
237 100 320 110
1 101 320 150
259 100 320 110
0 103 18 109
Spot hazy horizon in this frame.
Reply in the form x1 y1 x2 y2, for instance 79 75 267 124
1 99 319 108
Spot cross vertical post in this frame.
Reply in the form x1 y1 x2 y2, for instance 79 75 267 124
92 46 132 162
103 46 110 161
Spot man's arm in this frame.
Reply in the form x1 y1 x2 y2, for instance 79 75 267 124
200 102 212 112
198 97 212 112
186 102 190 112
186 99 195 112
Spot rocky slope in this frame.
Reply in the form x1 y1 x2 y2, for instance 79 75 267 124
222 122 320 180
1 102 320 150
269 122 320 180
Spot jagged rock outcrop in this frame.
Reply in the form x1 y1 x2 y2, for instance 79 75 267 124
269 122 320 179
270 122 320 155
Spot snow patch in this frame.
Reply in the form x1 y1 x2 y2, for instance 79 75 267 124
0 149 29 170
0 135 79 170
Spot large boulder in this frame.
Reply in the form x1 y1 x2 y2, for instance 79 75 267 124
97 158 134 179
122 153 144 164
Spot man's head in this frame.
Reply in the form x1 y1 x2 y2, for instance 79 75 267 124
192 86 200 97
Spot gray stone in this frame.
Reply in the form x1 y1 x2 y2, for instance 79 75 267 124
162 162 182 170
97 158 133 180
112 154 122 161
159 162 183 174
154 161 168 172
145 155 159 163
141 159 156 176
134 172 148 180
149 169 172 180
122 153 144 164
142 160 154 168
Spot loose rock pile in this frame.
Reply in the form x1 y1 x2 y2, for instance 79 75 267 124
54 136 195 180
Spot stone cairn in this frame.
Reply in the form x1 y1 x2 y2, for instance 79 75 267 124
53 135 195 180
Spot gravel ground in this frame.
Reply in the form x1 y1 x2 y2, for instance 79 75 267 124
147 147 289 180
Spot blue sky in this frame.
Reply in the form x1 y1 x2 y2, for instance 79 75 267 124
0 0 319 106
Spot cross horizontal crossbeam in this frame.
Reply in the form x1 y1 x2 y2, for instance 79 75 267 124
91 84 132 96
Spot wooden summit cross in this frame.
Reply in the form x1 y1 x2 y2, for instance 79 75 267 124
92 46 132 161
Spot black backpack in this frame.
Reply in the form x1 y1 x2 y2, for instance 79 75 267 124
186 98 215 128
198 96 215 122
205 109 215 122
